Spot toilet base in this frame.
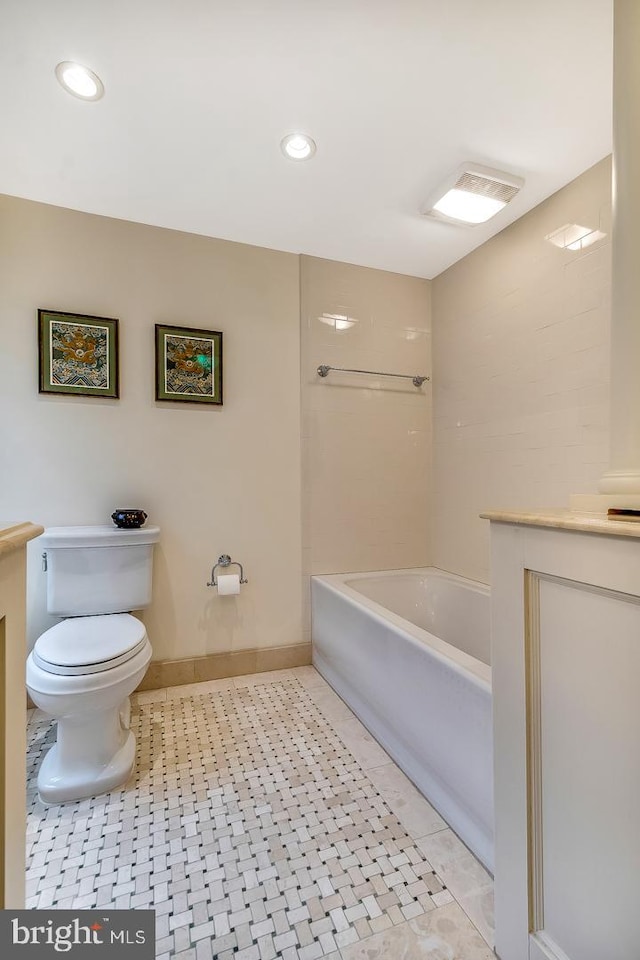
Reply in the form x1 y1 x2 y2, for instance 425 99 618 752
27 638 152 805
37 726 136 804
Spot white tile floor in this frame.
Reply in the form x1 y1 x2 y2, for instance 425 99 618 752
26 667 494 959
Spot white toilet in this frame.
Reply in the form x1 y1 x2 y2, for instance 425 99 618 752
26 524 160 804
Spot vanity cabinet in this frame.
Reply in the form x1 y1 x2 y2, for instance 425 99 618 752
0 521 43 908
486 513 640 960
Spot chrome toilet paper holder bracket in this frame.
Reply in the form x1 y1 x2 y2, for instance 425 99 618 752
207 554 248 587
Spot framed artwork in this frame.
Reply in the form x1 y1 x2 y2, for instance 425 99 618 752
38 309 119 399
155 324 223 405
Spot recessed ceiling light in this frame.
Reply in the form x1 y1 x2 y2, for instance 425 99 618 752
422 163 524 226
55 61 104 101
281 133 316 161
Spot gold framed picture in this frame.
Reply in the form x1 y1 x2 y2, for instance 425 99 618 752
38 309 119 399
155 324 223 405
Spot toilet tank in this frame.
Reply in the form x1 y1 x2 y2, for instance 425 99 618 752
40 525 161 617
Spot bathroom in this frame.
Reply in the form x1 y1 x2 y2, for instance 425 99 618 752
0 3 633 960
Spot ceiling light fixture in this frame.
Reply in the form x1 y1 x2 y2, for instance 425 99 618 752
55 61 104 101
280 133 316 161
422 163 524 226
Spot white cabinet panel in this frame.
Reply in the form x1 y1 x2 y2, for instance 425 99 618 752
489 519 640 960
533 576 640 960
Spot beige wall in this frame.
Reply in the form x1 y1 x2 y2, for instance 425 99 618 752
2 160 609 655
301 255 432 604
431 158 611 583
0 195 302 661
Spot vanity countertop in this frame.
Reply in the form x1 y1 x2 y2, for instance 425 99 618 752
481 509 640 539
0 521 44 558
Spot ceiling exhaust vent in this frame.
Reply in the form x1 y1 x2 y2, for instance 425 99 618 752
422 163 524 226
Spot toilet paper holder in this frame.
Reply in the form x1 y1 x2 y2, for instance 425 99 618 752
207 554 248 588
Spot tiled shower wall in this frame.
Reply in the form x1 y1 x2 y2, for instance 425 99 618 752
300 256 432 632
431 158 612 583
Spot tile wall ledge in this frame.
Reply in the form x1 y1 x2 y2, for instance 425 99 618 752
0 521 44 558
136 640 312 691
480 509 640 539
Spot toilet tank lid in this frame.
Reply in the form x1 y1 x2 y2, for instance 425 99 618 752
40 524 160 548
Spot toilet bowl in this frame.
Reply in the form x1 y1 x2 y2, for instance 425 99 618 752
27 614 152 803
26 524 160 803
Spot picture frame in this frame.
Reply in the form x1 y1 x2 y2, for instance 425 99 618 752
38 309 120 399
155 324 223 405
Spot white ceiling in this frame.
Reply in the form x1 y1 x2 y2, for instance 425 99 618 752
0 0 612 279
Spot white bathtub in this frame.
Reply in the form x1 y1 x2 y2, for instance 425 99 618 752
311 567 494 872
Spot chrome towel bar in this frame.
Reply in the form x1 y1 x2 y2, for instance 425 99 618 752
317 364 429 388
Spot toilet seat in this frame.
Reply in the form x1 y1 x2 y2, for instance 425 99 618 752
33 613 148 677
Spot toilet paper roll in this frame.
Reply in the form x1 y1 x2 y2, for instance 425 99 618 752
217 573 240 596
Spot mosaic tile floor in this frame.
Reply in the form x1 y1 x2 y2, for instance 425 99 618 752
26 667 494 960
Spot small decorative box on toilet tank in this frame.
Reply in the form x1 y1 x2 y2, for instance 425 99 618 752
111 508 147 529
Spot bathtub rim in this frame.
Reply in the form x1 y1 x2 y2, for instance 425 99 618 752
312 566 491 689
